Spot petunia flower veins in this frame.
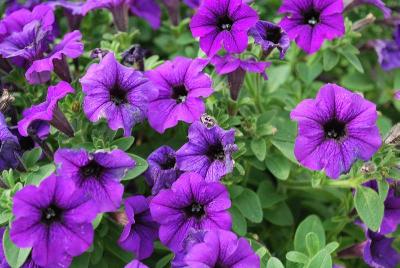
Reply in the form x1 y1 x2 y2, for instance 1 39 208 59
279 0 345 54
80 52 156 136
176 121 238 182
150 172 232 252
146 57 213 133
189 0 258 57
54 148 135 212
118 195 159 260
10 174 97 267
291 83 382 179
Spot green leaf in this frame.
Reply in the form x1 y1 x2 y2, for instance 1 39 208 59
378 179 389 203
294 215 325 253
71 252 91 268
155 253 174 268
324 242 339 254
229 185 244 199
305 249 332 268
230 205 247 236
323 50 339 71
23 163 56 185
263 202 294 226
251 139 267 161
306 232 320 256
265 153 291 180
341 51 364 73
123 154 148 180
266 257 285 268
257 180 286 209
111 136 135 151
286 251 309 264
354 186 384 232
2 227 31 268
21 147 42 168
234 188 263 223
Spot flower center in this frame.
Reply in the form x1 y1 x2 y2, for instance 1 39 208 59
160 156 176 170
266 27 282 44
80 160 104 178
41 205 62 225
184 203 205 219
206 143 225 161
110 85 127 105
217 16 233 31
171 85 188 103
303 9 320 26
215 263 228 268
323 119 346 140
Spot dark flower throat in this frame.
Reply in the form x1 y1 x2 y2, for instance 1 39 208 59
172 85 188 103
80 160 104 178
217 16 233 31
110 85 127 105
323 119 346 140
303 9 320 26
184 202 205 219
160 155 176 170
266 27 282 44
206 143 225 161
41 205 62 225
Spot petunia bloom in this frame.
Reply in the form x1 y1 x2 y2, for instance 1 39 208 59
146 57 213 133
249 20 290 59
118 195 159 260
211 54 271 100
48 1 87 30
184 229 260 268
18 81 75 138
10 174 97 267
54 148 135 212
172 229 207 267
145 145 182 195
291 83 382 179
0 112 20 172
189 0 258 57
80 53 156 136
176 121 238 182
371 25 400 72
83 0 161 31
279 0 345 54
364 180 400 235
150 172 232 252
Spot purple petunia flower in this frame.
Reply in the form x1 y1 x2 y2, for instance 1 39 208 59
176 121 238 182
118 195 159 260
364 180 400 235
83 0 161 31
47 1 86 30
145 146 182 195
10 174 97 267
290 83 382 179
0 227 9 268
184 0 201 9
0 112 20 172
184 229 260 268
54 148 135 213
279 0 345 54
80 53 156 136
18 81 75 138
125 260 149 268
211 54 270 100
189 0 258 57
395 91 400 100
25 30 83 84
150 172 232 252
172 229 207 267
146 57 213 133
371 25 400 72
249 21 290 59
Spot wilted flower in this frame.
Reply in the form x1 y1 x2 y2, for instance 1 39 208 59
189 0 258 57
184 229 260 268
121 44 146 71
291 84 381 179
118 195 159 260
54 148 135 212
176 121 238 182
146 57 213 133
279 0 345 54
83 0 161 31
150 172 232 252
10 174 97 267
0 112 20 172
18 81 75 138
249 20 290 59
80 53 156 136
145 146 181 195
211 54 271 100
